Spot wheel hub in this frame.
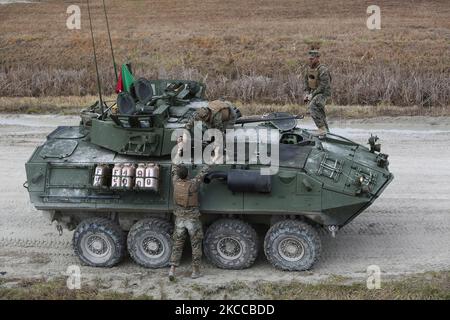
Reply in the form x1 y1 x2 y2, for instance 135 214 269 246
278 237 305 262
85 234 110 258
217 237 242 260
92 240 103 251
142 236 164 258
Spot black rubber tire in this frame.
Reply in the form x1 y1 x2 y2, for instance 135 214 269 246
73 218 126 268
127 218 174 268
264 220 321 271
204 219 258 270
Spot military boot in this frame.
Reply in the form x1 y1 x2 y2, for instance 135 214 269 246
318 126 327 139
191 265 202 279
168 265 176 281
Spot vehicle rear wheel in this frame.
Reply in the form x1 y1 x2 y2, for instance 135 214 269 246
73 218 126 267
264 220 321 271
127 218 173 268
204 219 258 270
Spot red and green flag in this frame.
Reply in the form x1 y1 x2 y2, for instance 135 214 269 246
115 64 135 93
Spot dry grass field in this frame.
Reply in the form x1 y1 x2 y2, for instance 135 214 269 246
1 271 449 299
0 0 449 109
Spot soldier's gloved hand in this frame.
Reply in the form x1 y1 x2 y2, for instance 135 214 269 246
303 94 312 103
182 132 189 144
177 132 189 148
210 143 223 164
176 135 185 157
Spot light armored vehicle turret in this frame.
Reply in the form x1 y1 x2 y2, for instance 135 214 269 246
24 74 393 271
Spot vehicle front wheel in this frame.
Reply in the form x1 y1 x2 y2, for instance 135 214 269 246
73 218 126 267
264 220 321 271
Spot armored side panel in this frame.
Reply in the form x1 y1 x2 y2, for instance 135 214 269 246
26 114 393 229
25 126 173 214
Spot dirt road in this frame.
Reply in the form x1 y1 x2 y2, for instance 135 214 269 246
0 114 449 298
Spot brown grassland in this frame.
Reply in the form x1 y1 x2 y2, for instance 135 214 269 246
0 0 449 113
0 271 449 300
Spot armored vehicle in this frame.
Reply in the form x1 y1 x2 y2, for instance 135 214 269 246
24 1 393 270
24 72 393 271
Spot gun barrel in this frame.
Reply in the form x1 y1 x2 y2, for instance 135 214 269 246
235 115 302 124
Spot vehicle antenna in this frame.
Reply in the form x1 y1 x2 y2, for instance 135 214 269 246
86 0 104 115
102 0 118 82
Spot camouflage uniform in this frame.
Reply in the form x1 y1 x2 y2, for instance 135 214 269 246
304 64 331 132
169 163 210 268
185 100 237 132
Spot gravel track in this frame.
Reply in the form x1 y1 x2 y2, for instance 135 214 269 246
0 114 449 295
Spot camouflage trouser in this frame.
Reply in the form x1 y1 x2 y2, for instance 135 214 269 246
308 94 330 132
169 216 203 268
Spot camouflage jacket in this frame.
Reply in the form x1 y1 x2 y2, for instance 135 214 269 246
185 110 228 132
171 163 210 218
304 64 332 98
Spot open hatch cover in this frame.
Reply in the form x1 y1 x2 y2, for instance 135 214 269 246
268 112 298 131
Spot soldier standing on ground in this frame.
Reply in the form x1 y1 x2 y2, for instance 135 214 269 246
168 136 217 280
303 48 332 138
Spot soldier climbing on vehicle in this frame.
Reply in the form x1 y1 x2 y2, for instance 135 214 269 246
168 136 219 280
185 100 238 132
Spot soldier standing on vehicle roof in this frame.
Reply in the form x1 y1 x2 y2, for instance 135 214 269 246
303 48 332 139
168 136 218 280
185 100 238 132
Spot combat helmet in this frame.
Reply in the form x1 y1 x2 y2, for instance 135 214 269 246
308 43 321 57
